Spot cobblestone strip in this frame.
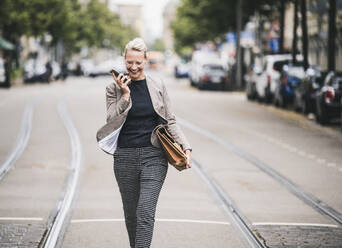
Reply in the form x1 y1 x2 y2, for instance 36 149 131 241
252 225 342 248
0 223 46 248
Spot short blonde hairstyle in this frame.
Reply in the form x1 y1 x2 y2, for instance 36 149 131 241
124 37 147 58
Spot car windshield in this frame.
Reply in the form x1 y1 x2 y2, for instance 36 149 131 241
203 64 224 71
273 60 289 72
288 66 305 78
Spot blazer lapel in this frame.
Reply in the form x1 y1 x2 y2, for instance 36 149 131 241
146 75 166 122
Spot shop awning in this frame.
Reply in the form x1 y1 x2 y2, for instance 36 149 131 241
0 37 15 50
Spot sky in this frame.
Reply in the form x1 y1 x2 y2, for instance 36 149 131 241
109 0 172 42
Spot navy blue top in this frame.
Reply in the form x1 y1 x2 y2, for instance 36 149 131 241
118 79 160 148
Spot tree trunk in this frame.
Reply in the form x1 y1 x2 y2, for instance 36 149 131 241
292 0 299 64
279 0 285 54
301 0 309 70
235 0 243 89
328 0 336 72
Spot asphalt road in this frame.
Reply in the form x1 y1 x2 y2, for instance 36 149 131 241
0 71 341 248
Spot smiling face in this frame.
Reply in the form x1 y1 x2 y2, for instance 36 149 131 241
125 49 147 81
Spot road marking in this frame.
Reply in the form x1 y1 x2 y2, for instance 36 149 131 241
298 151 306 156
327 163 336 168
252 222 338 228
1 217 337 228
317 158 325 164
246 131 341 174
307 154 316 159
0 217 43 221
0 103 34 180
71 218 231 226
179 118 342 225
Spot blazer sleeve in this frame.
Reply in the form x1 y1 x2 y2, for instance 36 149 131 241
161 82 192 151
106 84 130 123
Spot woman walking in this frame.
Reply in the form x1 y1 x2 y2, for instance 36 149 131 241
97 37 192 248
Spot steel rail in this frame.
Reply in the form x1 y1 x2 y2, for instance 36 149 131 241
192 159 266 248
0 103 34 180
179 118 342 226
39 99 82 248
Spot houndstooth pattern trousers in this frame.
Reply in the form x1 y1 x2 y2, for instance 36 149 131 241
113 146 168 248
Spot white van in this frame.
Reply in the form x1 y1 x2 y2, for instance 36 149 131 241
189 51 227 90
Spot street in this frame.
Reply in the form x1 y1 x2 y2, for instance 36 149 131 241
1 71 342 247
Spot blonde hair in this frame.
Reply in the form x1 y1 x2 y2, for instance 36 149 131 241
124 37 147 58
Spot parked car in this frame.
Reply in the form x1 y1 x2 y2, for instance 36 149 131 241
174 60 190 78
254 54 292 103
245 63 262 100
340 99 342 132
189 51 227 90
24 59 48 83
89 57 126 77
23 59 61 83
293 67 327 114
273 63 306 108
315 71 342 125
0 58 5 83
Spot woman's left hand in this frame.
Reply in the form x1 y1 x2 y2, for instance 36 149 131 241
185 150 192 169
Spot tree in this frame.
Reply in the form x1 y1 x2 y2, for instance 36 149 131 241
77 0 136 51
151 38 166 52
172 0 293 53
301 0 309 70
279 0 286 53
292 0 299 63
328 0 336 71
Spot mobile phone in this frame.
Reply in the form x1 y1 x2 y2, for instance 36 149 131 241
110 69 129 77
110 69 130 84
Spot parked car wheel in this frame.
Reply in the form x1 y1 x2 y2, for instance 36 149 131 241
301 99 309 114
316 101 328 125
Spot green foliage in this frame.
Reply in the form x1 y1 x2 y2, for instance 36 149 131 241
171 0 292 53
0 0 136 54
151 38 166 51
79 0 136 50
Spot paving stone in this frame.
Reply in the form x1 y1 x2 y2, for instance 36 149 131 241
252 225 342 248
0 223 46 248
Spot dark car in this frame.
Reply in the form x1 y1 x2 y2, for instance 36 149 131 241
315 71 342 125
293 67 327 114
274 63 305 108
341 99 342 132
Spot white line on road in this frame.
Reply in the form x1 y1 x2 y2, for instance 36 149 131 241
0 103 34 180
252 222 338 228
317 158 326 164
0 217 43 221
70 218 231 226
246 131 341 174
327 163 336 168
1 217 337 229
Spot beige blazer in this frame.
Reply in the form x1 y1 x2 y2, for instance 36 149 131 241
96 74 191 155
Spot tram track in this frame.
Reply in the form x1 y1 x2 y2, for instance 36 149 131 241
192 158 266 248
39 99 83 248
0 102 34 180
179 118 342 226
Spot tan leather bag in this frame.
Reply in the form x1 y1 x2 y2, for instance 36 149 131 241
156 125 187 171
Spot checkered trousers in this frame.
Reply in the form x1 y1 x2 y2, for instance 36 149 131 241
113 146 168 248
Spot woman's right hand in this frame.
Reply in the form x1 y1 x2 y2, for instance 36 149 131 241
112 72 131 97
